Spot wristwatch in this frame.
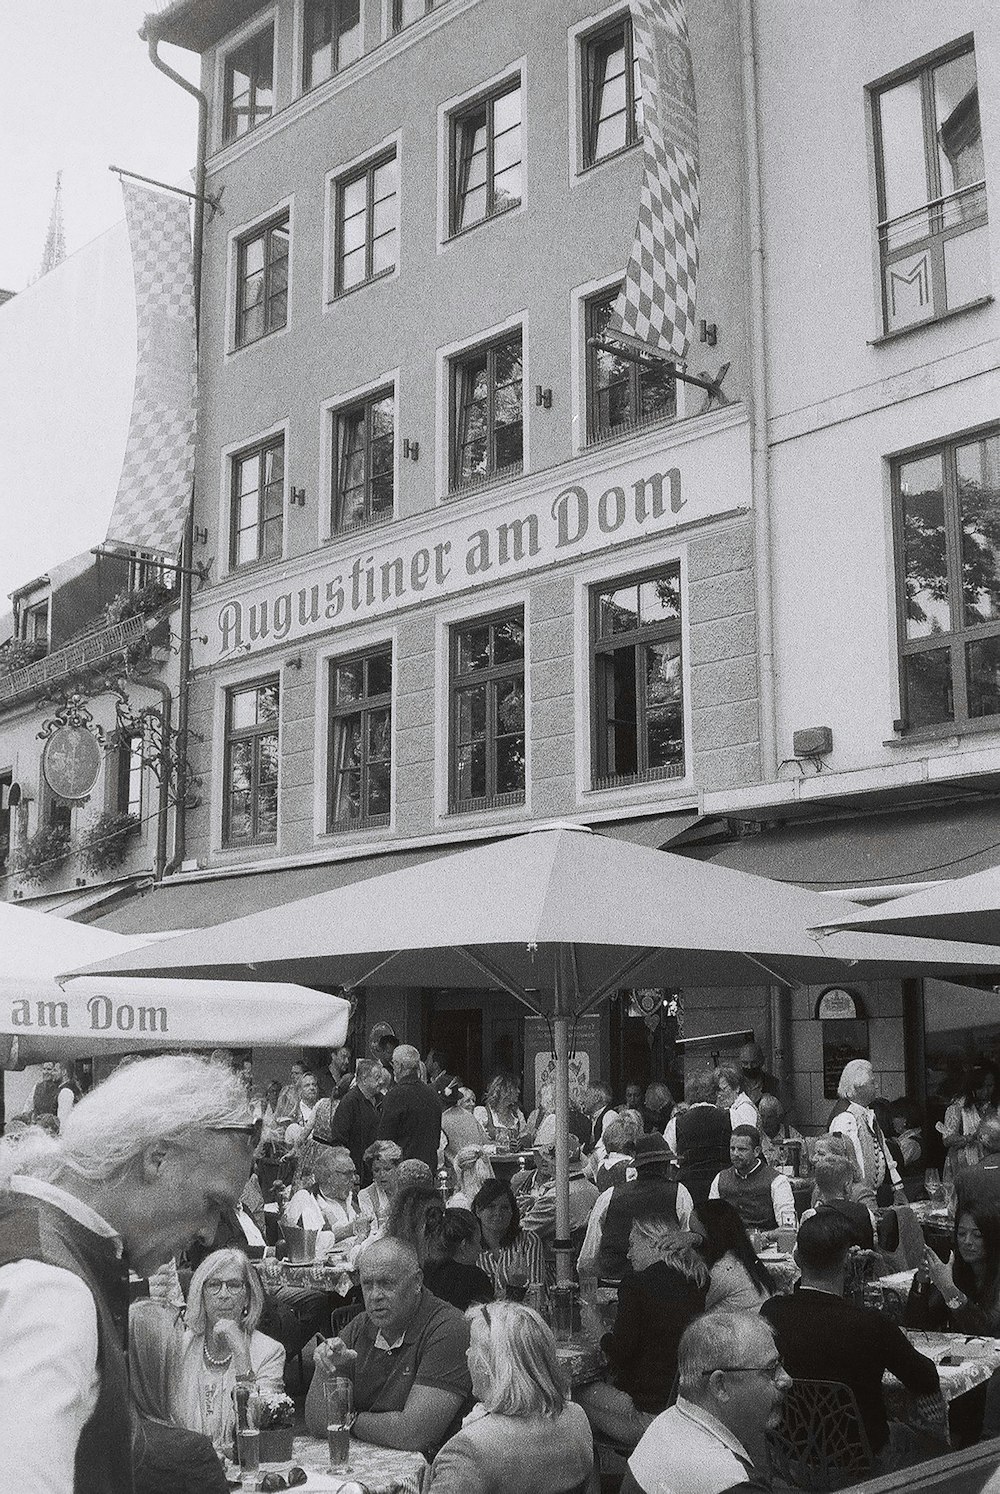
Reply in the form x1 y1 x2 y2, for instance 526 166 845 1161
946 1293 967 1311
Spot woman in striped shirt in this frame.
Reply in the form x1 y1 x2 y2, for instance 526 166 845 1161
473 1178 546 1295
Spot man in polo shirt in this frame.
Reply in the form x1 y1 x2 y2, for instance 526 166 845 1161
709 1125 796 1242
622 1310 791 1494
305 1238 470 1457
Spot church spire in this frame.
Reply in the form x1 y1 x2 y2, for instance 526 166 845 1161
38 172 66 278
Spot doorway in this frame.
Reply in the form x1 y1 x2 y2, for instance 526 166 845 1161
425 1004 484 1095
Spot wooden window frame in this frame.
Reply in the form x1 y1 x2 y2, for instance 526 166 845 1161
235 213 289 349
327 646 393 831
872 39 988 333
892 425 1000 735
391 0 433 34
449 77 522 237
449 329 523 493
590 565 685 788
584 284 675 442
332 386 395 533
223 25 275 143
302 0 361 89
448 608 526 814
229 435 285 572
333 149 398 297
223 678 280 847
114 732 144 820
581 14 642 170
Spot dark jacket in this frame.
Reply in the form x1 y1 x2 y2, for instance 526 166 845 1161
423 1259 496 1311
677 1105 731 1205
599 1170 681 1282
133 1419 228 1494
602 1259 708 1413
376 1074 443 1170
0 1191 134 1494
762 1287 938 1452
327 1084 380 1180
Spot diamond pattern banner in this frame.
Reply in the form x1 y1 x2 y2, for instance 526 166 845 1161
105 181 197 556
607 0 700 364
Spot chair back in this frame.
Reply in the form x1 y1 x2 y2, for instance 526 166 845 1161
330 1302 364 1336
766 1377 874 1491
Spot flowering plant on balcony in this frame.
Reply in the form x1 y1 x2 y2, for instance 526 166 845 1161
0 637 47 673
102 581 174 628
18 823 72 881
78 811 141 875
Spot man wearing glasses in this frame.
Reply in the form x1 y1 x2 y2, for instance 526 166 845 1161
622 1310 790 1494
0 1053 253 1494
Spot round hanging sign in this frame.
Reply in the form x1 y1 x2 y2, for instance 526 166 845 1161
42 725 102 802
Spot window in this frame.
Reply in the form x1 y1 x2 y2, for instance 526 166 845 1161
303 0 361 89
114 733 144 819
449 611 525 813
582 16 643 168
333 388 394 531
223 26 274 142
586 286 675 441
591 568 684 787
450 78 522 234
450 330 522 491
894 429 1000 731
230 436 284 569
392 0 432 32
224 679 279 846
18 598 49 647
328 647 392 829
334 152 398 295
873 43 988 333
127 551 171 591
236 214 289 347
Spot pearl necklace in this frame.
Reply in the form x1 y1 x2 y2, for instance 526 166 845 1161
202 1341 234 1369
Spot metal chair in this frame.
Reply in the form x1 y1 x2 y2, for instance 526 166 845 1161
330 1302 364 1336
766 1378 875 1491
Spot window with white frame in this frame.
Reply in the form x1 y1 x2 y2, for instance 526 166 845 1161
229 434 285 569
223 678 279 846
590 566 684 787
449 609 525 812
580 13 643 169
872 40 988 333
332 149 398 295
235 213 289 347
450 329 523 492
450 76 522 235
223 25 275 143
332 387 395 531
585 284 675 441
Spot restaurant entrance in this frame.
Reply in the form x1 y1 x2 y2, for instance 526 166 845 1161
421 989 524 1100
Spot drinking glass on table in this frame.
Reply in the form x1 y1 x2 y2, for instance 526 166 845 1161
324 1377 355 1474
924 1169 945 1204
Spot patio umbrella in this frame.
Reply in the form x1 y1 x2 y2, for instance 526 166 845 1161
811 865 1000 946
68 823 1000 1278
0 902 350 1063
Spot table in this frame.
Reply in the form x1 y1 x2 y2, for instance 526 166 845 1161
255 1257 356 1297
244 1434 426 1492
757 1248 798 1294
556 1336 605 1388
489 1150 534 1182
909 1201 954 1246
884 1329 1000 1443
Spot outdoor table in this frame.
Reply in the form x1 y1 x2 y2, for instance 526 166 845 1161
255 1256 356 1297
488 1150 534 1182
884 1329 1000 1443
757 1247 798 1294
248 1434 426 1492
909 1201 954 1254
877 1267 917 1321
557 1335 605 1388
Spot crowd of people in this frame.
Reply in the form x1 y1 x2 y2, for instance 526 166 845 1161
6 1037 1000 1494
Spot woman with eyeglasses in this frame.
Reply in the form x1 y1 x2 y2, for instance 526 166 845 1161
427 1301 598 1494
129 1248 285 1458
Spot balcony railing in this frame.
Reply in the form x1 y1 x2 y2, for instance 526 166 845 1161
0 613 147 709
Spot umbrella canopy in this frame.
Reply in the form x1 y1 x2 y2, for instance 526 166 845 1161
812 865 1000 946
0 902 349 1062
69 823 1000 994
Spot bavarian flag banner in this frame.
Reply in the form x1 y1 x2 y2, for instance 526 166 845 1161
104 180 197 556
606 0 700 364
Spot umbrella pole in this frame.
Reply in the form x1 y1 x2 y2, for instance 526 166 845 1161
553 946 573 1287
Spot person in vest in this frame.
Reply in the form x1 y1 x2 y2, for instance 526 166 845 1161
591 1133 695 1282
829 1058 905 1208
0 1054 253 1494
709 1125 797 1242
665 1071 732 1208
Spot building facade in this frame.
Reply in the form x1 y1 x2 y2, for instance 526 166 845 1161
90 0 999 1133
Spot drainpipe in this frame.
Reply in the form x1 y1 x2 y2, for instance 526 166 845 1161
738 0 777 782
141 19 207 873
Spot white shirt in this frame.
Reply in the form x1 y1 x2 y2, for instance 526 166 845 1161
629 1396 755 1494
577 1179 694 1278
0 1176 121 1494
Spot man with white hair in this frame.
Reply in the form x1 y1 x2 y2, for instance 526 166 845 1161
622 1310 791 1494
829 1058 903 1206
0 1053 253 1494
376 1043 443 1171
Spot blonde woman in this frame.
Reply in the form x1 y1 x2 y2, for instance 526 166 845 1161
475 1074 527 1147
427 1301 598 1494
130 1249 284 1457
450 1145 495 1209
357 1139 402 1228
577 1217 708 1453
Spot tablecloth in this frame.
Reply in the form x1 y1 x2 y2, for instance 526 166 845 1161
556 1337 605 1388
883 1329 1000 1443
251 1435 426 1493
255 1258 356 1296
757 1249 798 1294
